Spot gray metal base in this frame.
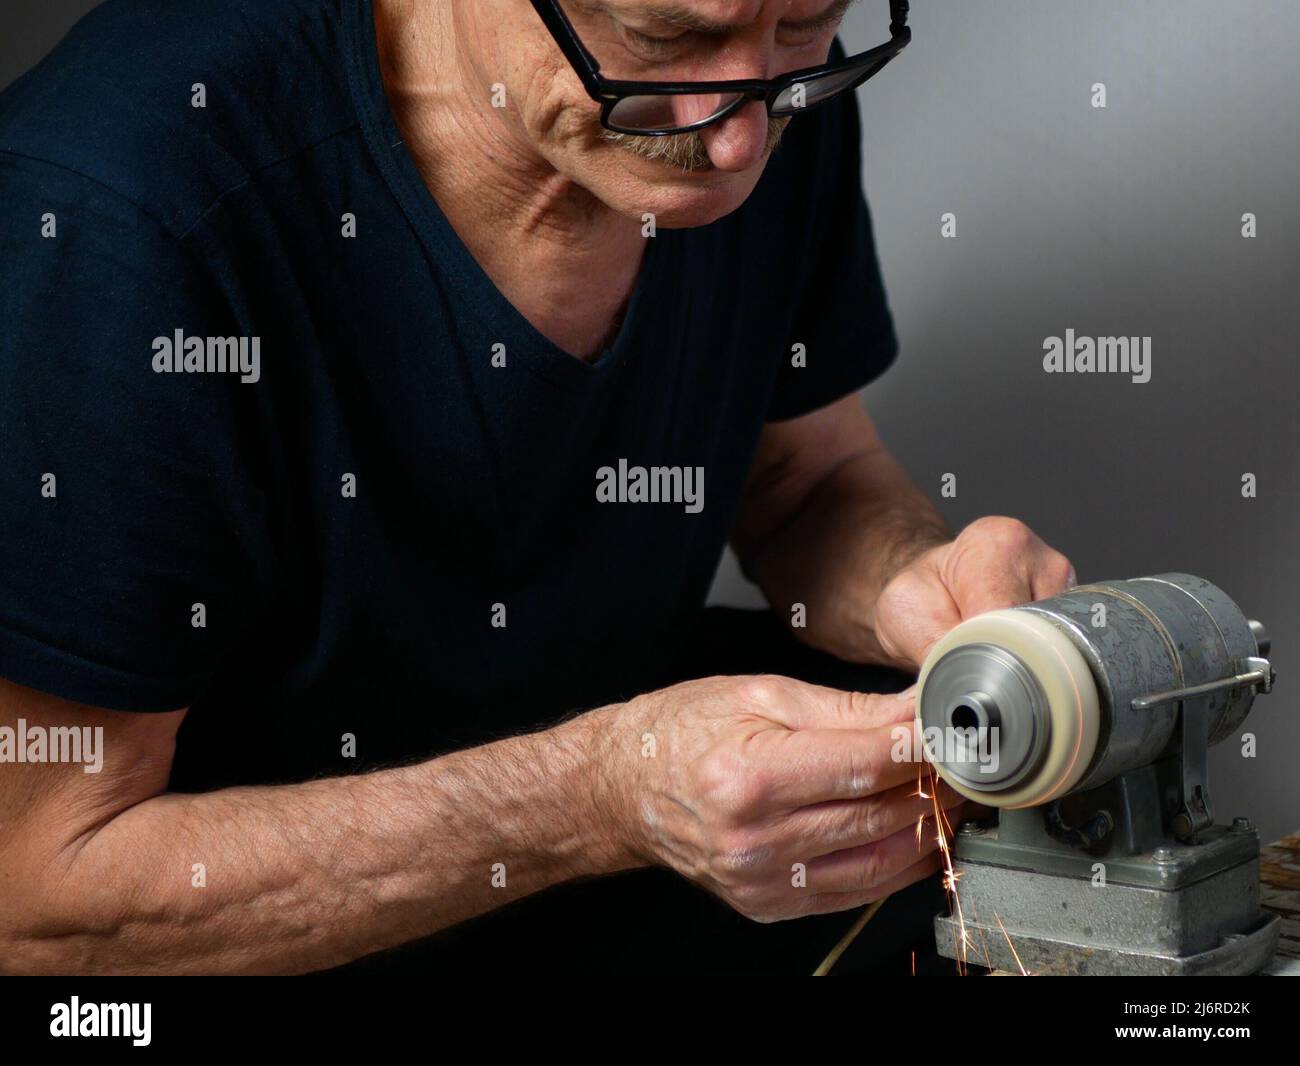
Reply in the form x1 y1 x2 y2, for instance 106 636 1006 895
934 856 1279 975
936 910 1279 975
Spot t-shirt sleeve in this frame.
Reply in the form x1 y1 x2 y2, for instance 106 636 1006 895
0 154 277 712
765 75 900 422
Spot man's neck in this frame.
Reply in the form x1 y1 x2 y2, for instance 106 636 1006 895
373 1 647 362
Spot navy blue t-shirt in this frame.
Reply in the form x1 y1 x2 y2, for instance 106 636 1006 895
0 0 897 793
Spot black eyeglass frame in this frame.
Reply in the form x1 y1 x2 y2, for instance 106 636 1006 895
530 0 912 136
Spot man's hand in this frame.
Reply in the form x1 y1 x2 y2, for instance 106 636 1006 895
603 674 969 922
869 515 1077 670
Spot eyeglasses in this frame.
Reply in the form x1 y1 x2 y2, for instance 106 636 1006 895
530 0 911 136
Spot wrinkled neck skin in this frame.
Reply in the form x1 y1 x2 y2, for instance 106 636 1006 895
372 0 646 361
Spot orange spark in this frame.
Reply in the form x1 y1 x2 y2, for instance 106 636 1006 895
923 765 1030 976
925 763 969 975
994 912 1030 976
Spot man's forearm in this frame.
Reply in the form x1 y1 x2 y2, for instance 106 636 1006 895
740 446 951 665
10 706 635 975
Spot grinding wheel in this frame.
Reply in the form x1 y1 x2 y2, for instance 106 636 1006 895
916 609 1100 808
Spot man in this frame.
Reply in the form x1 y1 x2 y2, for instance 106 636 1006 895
0 0 1073 974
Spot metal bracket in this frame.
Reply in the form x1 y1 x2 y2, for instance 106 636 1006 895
1131 656 1273 710
1122 655 1273 840
1174 696 1212 840
1128 655 1272 841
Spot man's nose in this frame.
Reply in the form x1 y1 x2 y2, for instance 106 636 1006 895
700 99 771 172
697 35 783 173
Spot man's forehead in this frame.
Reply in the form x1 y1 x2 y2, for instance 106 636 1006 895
580 0 858 33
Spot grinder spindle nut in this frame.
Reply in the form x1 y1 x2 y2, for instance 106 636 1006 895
916 609 1100 807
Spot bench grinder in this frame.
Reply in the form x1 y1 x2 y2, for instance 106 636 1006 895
916 573 1278 975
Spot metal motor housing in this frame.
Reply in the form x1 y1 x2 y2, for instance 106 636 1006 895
918 573 1269 805
1027 573 1261 792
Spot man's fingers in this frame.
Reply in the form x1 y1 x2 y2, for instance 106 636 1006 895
792 852 944 920
945 519 1074 617
947 557 1034 619
774 779 967 860
756 676 917 732
1029 550 1076 600
742 723 925 809
801 816 944 895
953 550 1072 618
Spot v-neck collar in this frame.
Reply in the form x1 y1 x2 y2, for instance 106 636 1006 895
342 0 674 391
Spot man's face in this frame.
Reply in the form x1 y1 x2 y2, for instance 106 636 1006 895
462 0 854 227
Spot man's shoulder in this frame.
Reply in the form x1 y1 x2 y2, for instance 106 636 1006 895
0 0 358 237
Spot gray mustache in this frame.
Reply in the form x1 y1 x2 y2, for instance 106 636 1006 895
601 115 790 172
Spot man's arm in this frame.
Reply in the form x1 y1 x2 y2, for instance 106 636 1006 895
733 392 951 664
733 392 1075 668
0 678 635 975
2 668 968 973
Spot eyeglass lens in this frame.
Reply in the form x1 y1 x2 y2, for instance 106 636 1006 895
770 54 887 114
607 92 745 133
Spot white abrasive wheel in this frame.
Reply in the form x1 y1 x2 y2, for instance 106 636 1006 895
915 609 1101 808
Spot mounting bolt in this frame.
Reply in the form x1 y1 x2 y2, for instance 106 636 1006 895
1152 846 1176 864
1231 817 1254 834
958 822 984 837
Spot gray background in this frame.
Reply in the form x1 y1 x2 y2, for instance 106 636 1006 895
3 1 1297 840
